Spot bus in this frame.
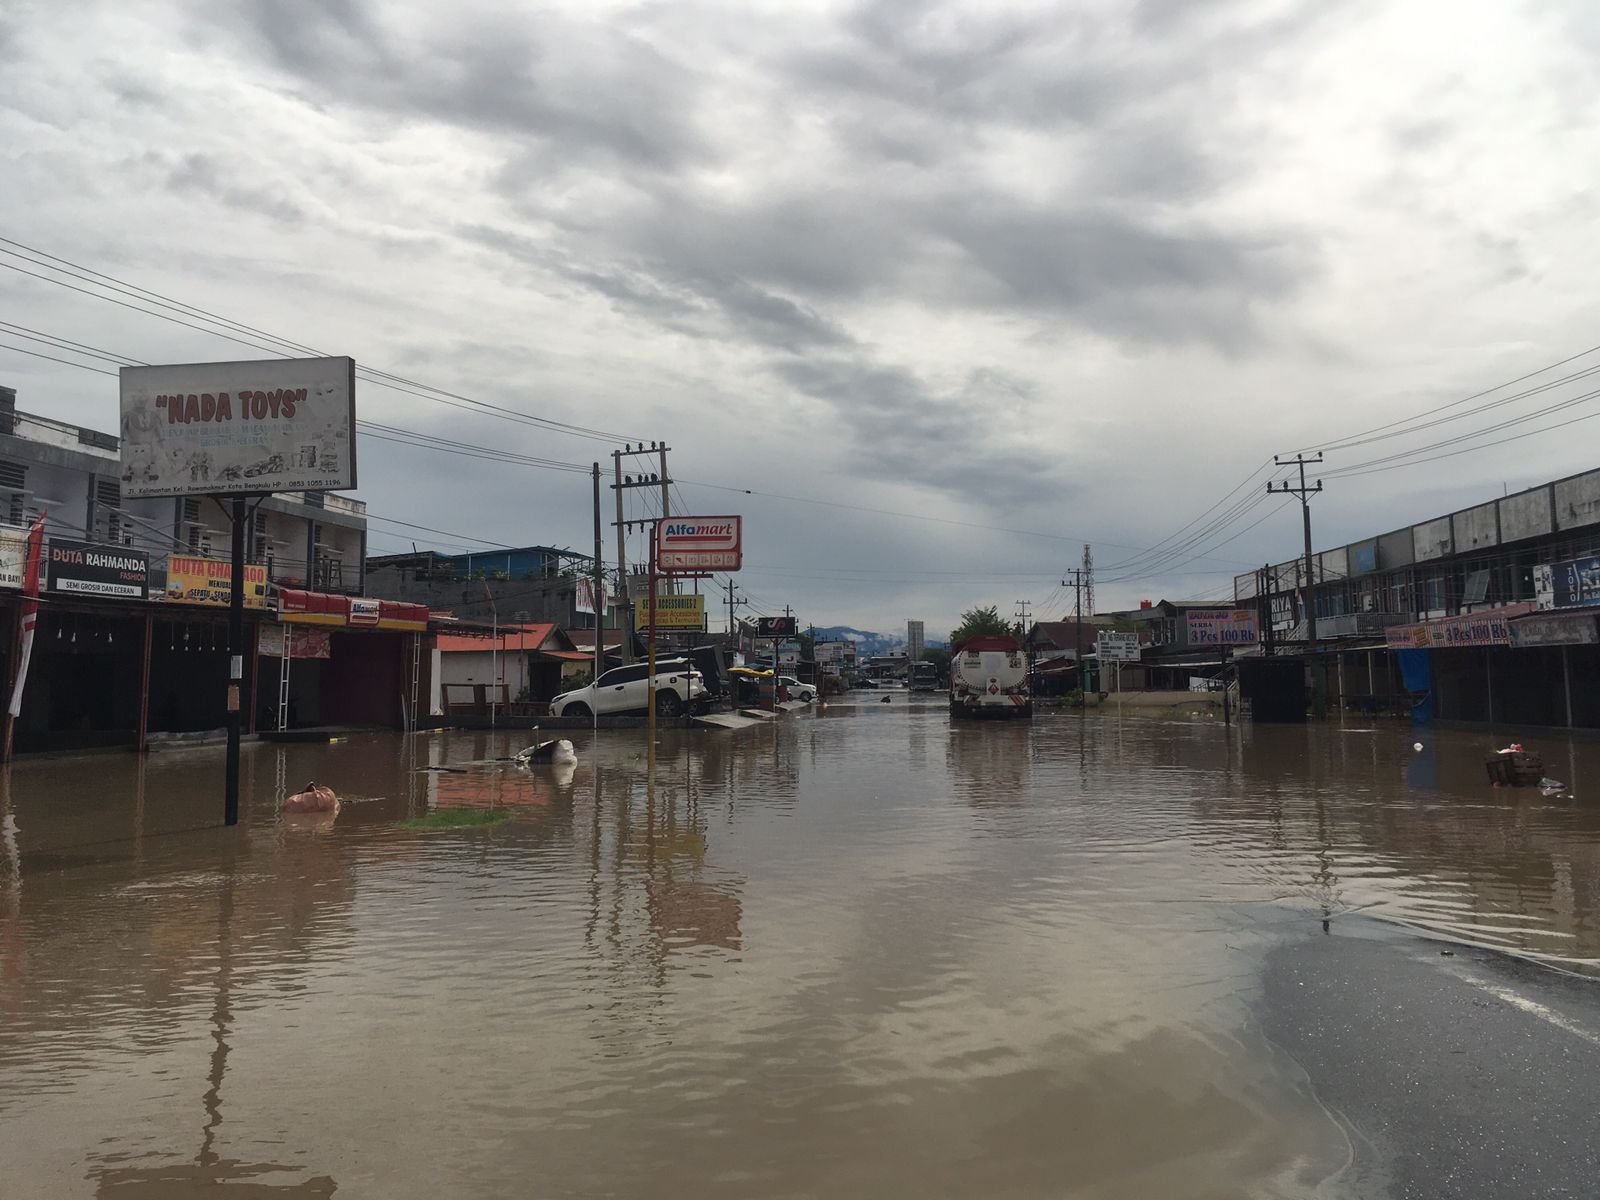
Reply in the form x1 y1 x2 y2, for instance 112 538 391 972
910 661 940 691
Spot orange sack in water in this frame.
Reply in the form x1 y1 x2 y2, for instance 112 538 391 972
284 781 339 814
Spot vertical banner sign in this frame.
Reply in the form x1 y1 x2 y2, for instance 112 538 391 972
7 516 46 720
575 576 607 615
0 525 29 589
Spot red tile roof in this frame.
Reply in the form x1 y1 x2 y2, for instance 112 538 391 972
436 622 563 653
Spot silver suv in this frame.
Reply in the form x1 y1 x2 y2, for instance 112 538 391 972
550 659 708 719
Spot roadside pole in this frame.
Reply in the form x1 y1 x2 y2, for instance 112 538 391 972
646 524 658 747
613 451 632 665
592 463 604 737
224 496 247 826
480 577 499 729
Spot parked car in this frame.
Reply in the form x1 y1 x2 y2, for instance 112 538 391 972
549 658 708 719
779 675 816 702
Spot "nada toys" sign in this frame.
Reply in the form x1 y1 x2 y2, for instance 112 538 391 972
118 356 356 498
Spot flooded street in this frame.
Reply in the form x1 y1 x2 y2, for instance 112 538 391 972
7 698 1600 1196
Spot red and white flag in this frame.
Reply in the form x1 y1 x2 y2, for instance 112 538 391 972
7 515 46 720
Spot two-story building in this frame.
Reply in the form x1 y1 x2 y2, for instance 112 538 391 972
0 384 418 755
1234 466 1600 728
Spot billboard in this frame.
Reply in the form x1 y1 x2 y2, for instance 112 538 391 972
119 356 356 498
46 539 149 599
1510 613 1600 648
636 593 707 630
166 555 267 608
756 616 798 638
1385 603 1534 649
1535 556 1600 610
657 516 742 572
257 624 333 659
1096 631 1140 661
0 525 28 589
1185 609 1259 646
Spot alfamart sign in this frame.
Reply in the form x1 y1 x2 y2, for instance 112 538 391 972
119 356 356 498
656 516 742 572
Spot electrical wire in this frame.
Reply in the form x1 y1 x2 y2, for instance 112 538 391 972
0 240 640 444
1307 342 1600 454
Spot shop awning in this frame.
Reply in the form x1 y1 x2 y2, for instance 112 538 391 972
279 589 428 632
1509 608 1600 648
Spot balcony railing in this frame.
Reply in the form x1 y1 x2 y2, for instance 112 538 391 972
267 558 360 595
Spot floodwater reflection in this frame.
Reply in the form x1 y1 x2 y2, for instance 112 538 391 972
3 708 1600 1195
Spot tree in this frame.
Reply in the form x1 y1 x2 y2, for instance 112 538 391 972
920 647 951 676
949 605 1010 647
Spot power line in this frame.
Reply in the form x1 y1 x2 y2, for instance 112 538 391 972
1326 406 1600 479
1307 341 1600 453
0 239 639 444
1321 386 1600 478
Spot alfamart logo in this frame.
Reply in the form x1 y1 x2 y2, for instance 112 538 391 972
661 521 736 541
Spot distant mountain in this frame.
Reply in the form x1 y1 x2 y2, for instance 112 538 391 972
811 626 935 657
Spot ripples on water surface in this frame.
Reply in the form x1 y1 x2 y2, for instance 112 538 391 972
4 699 1600 1195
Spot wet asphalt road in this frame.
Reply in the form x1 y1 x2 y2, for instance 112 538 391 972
1262 927 1600 1198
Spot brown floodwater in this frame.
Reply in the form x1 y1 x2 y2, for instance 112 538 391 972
4 697 1600 1196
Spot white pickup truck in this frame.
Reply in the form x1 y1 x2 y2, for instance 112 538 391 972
550 659 708 720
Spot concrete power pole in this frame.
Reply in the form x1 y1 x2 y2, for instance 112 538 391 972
1061 569 1087 695
611 442 673 665
1267 454 1324 651
1268 453 1325 714
725 578 748 635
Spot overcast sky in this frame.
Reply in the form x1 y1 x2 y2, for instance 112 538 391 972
2 0 1598 638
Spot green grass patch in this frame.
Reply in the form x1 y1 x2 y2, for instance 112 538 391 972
399 807 514 831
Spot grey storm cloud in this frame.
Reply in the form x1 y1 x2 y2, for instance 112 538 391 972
771 358 1064 510
166 153 307 226
5 0 1593 633
226 0 709 173
210 0 1315 338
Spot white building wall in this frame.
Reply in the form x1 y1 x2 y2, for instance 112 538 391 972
1451 502 1499 552
1555 469 1600 531
1413 516 1454 562
1499 487 1553 543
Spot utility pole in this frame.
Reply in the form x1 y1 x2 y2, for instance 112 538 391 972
611 442 673 665
1062 568 1087 694
725 579 749 636
1268 453 1324 712
777 604 792 697
612 449 629 664
591 463 604 734
1259 562 1275 657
